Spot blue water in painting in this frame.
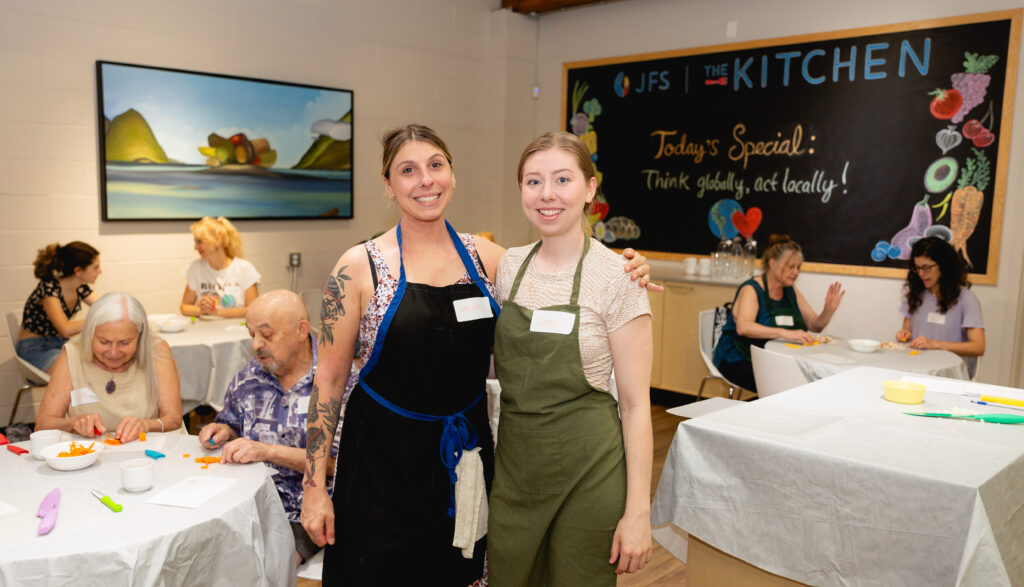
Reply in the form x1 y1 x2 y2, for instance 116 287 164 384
105 164 352 219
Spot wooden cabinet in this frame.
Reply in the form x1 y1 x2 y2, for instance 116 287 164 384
650 280 739 398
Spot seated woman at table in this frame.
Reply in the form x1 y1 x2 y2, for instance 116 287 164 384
36 292 182 441
180 216 260 319
896 236 984 378
712 234 845 392
17 241 102 373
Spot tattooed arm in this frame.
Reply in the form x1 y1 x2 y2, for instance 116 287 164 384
301 246 368 548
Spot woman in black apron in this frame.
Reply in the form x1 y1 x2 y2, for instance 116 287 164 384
300 125 653 585
712 234 845 392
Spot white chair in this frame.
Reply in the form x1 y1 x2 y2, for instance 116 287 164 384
296 548 323 581
6 310 51 426
697 309 749 401
750 345 808 397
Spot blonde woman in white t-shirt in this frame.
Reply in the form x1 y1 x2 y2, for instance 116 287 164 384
180 216 261 319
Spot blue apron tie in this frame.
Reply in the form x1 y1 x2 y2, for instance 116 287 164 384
357 221 498 518
360 380 483 517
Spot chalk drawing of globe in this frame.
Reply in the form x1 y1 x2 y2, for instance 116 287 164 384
708 199 742 239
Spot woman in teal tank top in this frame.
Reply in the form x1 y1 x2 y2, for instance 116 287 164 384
712 235 845 392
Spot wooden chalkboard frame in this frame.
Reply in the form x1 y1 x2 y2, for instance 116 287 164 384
562 10 1020 284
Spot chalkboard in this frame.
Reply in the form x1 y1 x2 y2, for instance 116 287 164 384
563 10 1020 284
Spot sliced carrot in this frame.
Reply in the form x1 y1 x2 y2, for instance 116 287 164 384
183 453 190 458
139 432 146 441
57 441 96 457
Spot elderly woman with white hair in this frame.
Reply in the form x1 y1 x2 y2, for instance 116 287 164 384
36 292 182 441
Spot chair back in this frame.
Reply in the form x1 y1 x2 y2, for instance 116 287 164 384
750 345 807 397
698 309 716 369
6 309 51 386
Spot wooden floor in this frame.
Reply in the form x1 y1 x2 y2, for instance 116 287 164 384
298 404 687 586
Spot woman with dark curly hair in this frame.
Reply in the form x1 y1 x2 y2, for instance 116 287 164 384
18 241 101 372
896 237 984 378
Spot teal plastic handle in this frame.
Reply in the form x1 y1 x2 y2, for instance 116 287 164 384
972 413 1024 424
101 496 122 512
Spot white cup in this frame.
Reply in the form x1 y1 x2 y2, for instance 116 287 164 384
30 429 62 460
121 458 154 492
682 257 697 275
698 258 711 276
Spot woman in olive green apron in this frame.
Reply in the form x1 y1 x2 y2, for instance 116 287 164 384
712 235 845 392
489 132 654 585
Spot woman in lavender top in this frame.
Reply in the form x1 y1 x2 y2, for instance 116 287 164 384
896 237 984 378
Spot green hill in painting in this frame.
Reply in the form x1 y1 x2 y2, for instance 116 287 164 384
105 109 170 163
293 111 352 170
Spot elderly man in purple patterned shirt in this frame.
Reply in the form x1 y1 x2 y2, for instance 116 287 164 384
199 289 340 566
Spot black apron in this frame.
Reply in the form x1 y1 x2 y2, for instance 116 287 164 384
323 221 499 586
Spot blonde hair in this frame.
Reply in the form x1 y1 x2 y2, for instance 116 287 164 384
380 124 453 181
191 217 243 258
81 292 159 395
762 234 803 271
517 131 596 237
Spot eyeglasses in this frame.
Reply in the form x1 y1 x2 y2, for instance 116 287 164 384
913 262 938 274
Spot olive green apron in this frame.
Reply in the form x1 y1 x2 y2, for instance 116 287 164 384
489 238 625 587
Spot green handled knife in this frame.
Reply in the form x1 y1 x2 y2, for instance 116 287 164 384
91 488 123 512
904 412 1024 424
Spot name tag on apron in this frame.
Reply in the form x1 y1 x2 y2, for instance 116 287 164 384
70 387 100 407
296 395 310 415
453 297 493 322
927 312 947 325
530 310 575 334
775 315 794 327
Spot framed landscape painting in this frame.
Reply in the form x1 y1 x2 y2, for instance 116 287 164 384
96 61 353 221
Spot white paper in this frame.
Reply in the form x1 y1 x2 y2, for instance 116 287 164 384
530 310 575 334
810 352 857 365
0 499 17 516
453 297 493 322
146 475 237 508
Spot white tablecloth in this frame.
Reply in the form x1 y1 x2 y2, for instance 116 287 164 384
0 433 294 586
652 367 1024 586
766 337 969 381
153 317 254 411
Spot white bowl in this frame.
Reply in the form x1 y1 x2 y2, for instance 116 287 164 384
40 440 105 471
157 317 189 333
848 338 881 353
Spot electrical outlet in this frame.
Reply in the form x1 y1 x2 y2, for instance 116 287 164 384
289 252 301 267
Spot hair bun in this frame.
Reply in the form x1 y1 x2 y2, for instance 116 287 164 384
768 234 791 246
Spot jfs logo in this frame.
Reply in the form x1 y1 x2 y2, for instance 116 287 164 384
615 70 669 97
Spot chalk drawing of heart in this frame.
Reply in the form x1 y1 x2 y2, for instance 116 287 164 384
731 208 762 239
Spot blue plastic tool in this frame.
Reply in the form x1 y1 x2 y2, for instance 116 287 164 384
145 449 166 460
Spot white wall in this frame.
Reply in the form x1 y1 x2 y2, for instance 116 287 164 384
533 0 1024 386
0 0 540 423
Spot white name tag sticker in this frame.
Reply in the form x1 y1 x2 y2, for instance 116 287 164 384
70 387 100 407
453 297 493 322
774 315 795 327
927 312 947 325
530 310 576 334
296 396 310 415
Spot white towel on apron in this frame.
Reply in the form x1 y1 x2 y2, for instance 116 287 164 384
451 446 488 558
